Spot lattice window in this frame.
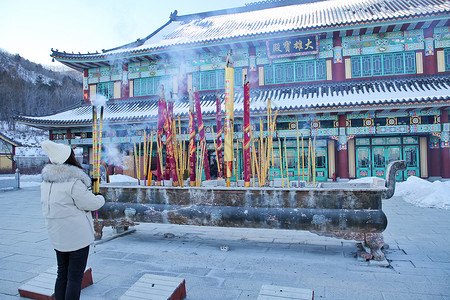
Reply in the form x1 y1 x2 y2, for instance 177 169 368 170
316 60 326 80
362 56 372 77
265 65 274 85
265 60 327 85
372 55 383 76
234 68 243 87
445 48 450 71
351 52 416 78
218 70 225 88
351 56 362 78
201 72 210 90
383 54 394 75
97 82 114 99
134 76 170 96
404 52 416 73
274 64 285 84
285 63 295 83
393 53 403 74
304 61 315 81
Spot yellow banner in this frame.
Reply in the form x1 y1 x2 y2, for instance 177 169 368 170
224 66 234 164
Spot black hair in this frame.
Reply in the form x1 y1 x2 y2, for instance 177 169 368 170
64 149 83 169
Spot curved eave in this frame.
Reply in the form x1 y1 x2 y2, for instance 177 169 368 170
15 97 450 130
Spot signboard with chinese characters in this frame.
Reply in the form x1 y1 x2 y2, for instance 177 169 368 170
266 35 318 58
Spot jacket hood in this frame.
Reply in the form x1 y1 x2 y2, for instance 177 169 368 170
42 164 91 187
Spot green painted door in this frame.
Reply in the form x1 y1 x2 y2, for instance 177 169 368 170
403 145 420 179
314 147 328 181
386 146 403 181
356 147 371 178
372 146 386 178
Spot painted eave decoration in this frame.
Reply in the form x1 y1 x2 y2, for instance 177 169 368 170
50 0 450 67
14 75 450 128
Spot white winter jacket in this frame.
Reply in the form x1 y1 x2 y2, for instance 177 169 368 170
41 164 105 252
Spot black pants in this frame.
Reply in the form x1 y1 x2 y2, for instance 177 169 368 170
55 245 89 300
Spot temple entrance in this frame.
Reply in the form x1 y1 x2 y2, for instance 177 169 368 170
355 136 420 180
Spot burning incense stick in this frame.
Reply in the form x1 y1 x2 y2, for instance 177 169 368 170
301 135 305 182
188 90 196 186
216 93 223 179
297 126 300 184
278 138 284 188
284 137 290 188
147 133 153 186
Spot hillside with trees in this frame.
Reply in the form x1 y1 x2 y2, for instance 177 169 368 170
0 49 83 127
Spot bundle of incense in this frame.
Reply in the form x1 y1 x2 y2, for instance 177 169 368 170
156 86 167 186
92 106 98 193
251 138 256 187
177 116 184 187
211 126 221 177
278 138 284 188
297 126 300 184
165 94 179 186
143 132 148 182
301 135 305 181
196 140 206 186
188 90 196 186
259 118 264 185
147 133 153 186
194 88 211 181
284 137 290 187
250 130 260 186
312 135 316 186
307 137 311 183
216 93 223 179
172 119 180 185
243 75 250 186
236 141 240 181
133 140 139 185
91 105 104 194
156 136 165 186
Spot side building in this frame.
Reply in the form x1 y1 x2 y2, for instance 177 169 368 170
16 0 450 181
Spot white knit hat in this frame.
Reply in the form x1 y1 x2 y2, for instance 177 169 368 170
41 140 72 164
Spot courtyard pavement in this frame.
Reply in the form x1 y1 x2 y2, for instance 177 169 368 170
0 185 449 300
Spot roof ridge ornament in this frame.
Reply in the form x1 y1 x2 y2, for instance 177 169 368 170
226 50 233 67
170 10 178 21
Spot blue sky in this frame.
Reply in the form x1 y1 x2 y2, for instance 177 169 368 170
0 0 249 67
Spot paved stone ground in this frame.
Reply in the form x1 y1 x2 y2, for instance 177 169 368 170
0 186 449 299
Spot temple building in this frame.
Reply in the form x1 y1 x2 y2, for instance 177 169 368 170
16 0 450 181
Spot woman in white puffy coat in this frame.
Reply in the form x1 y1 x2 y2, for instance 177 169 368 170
41 140 104 300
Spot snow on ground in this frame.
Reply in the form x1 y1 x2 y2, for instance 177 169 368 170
395 176 450 210
109 174 138 183
350 176 450 210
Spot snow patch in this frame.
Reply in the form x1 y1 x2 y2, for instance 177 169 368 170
394 176 450 210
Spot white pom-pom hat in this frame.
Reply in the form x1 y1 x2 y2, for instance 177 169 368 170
41 140 72 164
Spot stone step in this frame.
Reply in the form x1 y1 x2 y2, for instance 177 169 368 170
18 266 93 300
257 284 314 300
119 273 186 300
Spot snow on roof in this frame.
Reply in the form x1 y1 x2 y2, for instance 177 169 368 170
52 0 450 60
15 75 450 127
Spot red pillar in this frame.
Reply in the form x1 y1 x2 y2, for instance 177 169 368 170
429 146 441 177
441 110 450 178
333 32 344 82
423 28 437 75
337 114 349 179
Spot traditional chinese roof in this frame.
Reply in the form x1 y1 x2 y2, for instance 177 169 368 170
51 0 450 70
0 132 22 147
15 75 450 129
